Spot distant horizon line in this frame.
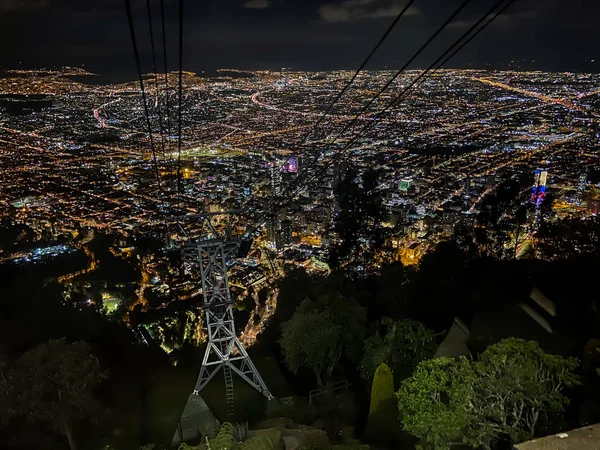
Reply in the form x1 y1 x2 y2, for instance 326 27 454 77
2 65 599 77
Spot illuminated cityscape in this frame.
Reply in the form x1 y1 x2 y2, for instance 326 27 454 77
0 65 598 359
1 62 600 447
1 68 599 263
1 0 600 449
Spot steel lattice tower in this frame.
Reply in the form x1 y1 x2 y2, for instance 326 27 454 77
179 214 272 411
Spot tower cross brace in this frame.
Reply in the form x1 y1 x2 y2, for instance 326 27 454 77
181 227 272 401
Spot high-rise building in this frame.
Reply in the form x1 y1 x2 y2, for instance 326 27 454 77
281 156 298 174
270 164 281 197
400 177 412 192
531 169 548 207
281 219 292 247
334 162 349 185
275 229 284 250
576 172 587 205
266 219 278 245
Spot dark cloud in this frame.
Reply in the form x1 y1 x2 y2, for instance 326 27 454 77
0 0 48 13
243 0 271 9
0 0 597 76
318 0 418 23
450 0 600 31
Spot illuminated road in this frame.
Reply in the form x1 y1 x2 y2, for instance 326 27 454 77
473 77 598 116
239 241 283 348
58 230 98 283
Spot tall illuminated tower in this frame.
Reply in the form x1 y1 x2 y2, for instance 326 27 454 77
531 168 548 207
270 164 282 197
576 172 587 205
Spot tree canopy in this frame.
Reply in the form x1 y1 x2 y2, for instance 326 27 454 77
361 318 437 385
279 292 366 386
472 338 580 445
329 167 385 272
1 339 107 450
397 357 475 450
397 339 580 450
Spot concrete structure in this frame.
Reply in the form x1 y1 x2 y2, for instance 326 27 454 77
171 394 216 446
515 424 600 450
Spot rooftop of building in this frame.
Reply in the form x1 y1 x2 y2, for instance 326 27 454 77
515 424 600 450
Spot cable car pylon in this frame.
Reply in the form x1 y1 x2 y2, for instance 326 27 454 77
172 212 272 443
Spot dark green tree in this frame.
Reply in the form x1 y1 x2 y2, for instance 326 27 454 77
260 269 322 349
472 338 580 444
329 167 385 272
299 446 370 450
397 357 475 450
205 422 282 450
1 339 107 450
0 345 6 383
411 241 469 329
280 292 366 386
370 262 415 319
473 177 529 259
397 339 580 450
360 318 436 385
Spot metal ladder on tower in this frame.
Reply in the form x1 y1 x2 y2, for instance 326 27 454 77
223 364 235 417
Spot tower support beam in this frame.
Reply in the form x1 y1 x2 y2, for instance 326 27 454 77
182 236 272 400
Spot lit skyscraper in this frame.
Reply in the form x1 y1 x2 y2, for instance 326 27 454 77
531 169 548 206
270 164 282 197
575 172 587 205
281 156 298 174
281 219 292 247
400 177 412 192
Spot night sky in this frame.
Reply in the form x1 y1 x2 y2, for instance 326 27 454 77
0 0 598 80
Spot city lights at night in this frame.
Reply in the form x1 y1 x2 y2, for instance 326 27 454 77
0 1 599 450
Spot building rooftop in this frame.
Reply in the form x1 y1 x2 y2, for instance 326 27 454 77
515 424 600 450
